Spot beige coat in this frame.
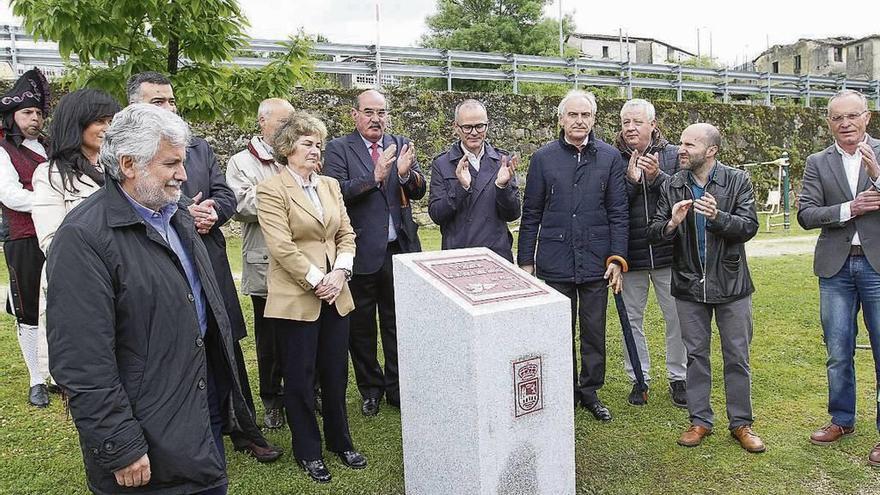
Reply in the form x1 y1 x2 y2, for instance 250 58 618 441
32 162 102 254
257 170 356 321
31 161 103 377
226 137 283 296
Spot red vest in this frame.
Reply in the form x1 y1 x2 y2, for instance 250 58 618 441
0 138 45 240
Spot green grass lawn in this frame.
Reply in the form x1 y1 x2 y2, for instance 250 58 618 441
2 234 879 494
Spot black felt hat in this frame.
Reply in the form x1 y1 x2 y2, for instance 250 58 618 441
0 68 50 115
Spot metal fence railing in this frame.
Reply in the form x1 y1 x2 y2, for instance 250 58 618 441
1 24 878 107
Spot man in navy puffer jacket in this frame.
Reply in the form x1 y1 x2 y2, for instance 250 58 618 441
518 90 629 422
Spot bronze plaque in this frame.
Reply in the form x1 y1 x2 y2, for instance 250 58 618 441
414 254 548 306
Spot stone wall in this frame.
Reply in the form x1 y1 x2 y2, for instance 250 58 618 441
191 88 880 224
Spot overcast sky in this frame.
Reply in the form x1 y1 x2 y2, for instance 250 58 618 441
1 1 878 66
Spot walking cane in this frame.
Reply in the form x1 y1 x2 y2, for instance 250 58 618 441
613 292 648 401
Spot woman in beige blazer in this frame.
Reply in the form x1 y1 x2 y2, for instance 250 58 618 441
256 111 364 483
31 88 119 390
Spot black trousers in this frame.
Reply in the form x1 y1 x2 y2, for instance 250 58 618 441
547 280 608 405
4 236 43 325
251 296 284 410
348 242 400 404
274 303 354 461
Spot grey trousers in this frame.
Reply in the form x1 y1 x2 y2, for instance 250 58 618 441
620 267 687 384
676 295 754 430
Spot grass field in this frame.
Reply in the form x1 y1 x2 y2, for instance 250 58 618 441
2 231 880 494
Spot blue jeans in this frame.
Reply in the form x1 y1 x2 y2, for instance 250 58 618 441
820 255 880 431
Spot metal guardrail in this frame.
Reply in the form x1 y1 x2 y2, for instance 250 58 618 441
0 24 878 107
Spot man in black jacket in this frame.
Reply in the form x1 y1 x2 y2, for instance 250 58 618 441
518 90 628 422
615 99 687 408
126 72 281 463
47 104 263 494
647 123 764 453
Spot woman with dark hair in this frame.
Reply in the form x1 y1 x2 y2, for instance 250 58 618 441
33 88 120 251
31 88 120 376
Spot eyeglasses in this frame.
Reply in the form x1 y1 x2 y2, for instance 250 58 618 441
358 108 388 118
829 110 868 123
456 123 488 134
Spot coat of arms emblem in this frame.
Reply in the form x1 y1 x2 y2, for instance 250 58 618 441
513 357 543 417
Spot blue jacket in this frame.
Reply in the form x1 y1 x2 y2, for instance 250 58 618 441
518 132 629 283
323 131 427 275
428 141 521 262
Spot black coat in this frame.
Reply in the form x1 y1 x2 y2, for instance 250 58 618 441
182 136 247 340
517 132 629 283
428 141 521 262
623 144 680 271
647 162 758 304
46 180 262 495
323 131 426 275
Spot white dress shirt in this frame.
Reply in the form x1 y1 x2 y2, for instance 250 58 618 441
0 138 47 212
836 137 870 246
360 134 405 243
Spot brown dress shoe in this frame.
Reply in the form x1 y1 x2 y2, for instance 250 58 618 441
732 425 766 453
677 424 712 447
869 443 880 467
810 423 854 446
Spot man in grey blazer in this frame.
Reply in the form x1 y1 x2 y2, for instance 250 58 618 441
798 89 880 465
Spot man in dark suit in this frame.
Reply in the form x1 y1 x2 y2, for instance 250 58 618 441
798 89 880 465
126 71 282 463
428 99 520 261
323 89 426 416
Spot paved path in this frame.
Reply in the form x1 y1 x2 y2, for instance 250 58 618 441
745 234 817 258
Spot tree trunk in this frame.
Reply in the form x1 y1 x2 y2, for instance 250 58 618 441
167 35 179 74
166 1 180 74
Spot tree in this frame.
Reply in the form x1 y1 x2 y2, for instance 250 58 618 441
420 0 575 91
11 0 313 123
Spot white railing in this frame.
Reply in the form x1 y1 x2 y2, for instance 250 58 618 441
0 25 878 107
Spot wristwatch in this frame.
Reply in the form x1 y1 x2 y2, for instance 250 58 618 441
337 267 352 281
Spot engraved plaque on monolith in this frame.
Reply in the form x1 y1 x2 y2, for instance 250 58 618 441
394 247 574 495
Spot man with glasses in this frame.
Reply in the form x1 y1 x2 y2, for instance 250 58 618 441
799 89 880 465
428 99 520 261
324 89 426 417
517 90 628 421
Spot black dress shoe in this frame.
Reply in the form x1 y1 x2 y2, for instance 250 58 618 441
46 383 62 395
362 398 380 416
263 407 285 429
28 384 49 408
299 459 331 483
583 400 612 421
234 440 284 463
335 450 367 469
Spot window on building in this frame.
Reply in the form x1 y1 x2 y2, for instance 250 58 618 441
771 61 779 73
856 44 864 61
667 46 675 62
834 47 843 62
602 46 609 59
794 55 802 74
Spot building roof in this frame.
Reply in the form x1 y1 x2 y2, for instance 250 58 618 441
569 32 696 57
752 35 876 62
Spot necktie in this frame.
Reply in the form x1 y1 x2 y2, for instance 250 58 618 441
370 142 380 165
